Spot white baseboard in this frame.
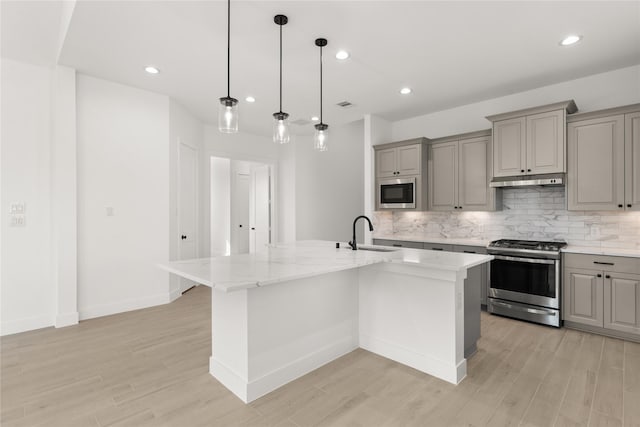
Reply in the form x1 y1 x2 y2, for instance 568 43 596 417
210 337 358 403
79 292 172 320
359 333 465 385
169 289 181 302
0 314 52 336
55 311 79 328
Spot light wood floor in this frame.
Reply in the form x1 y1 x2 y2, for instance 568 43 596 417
2 286 639 427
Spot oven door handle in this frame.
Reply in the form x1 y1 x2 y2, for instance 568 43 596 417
493 254 555 265
491 300 557 316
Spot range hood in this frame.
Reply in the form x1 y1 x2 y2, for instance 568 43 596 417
490 173 564 188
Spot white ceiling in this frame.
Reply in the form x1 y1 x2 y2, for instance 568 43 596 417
2 1 640 136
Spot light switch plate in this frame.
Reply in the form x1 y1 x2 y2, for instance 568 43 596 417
9 202 25 214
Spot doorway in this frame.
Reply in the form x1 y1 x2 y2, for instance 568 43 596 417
210 157 273 256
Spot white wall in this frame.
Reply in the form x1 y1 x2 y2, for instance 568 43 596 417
169 99 203 298
76 75 171 319
210 157 231 256
277 143 296 243
295 121 366 243
392 65 640 140
1 59 55 335
363 115 392 244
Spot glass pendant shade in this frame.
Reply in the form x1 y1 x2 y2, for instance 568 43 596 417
273 112 290 144
313 123 329 152
218 97 238 133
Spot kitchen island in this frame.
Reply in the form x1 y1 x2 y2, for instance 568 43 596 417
159 240 492 403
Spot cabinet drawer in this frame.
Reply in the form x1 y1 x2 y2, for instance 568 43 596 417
373 239 423 249
424 243 454 252
453 245 488 255
564 253 640 275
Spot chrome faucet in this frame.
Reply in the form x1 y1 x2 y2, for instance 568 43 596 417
348 215 374 250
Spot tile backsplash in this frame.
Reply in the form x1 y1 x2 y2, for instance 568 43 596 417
373 187 640 249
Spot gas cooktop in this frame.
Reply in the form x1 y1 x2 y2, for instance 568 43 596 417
488 239 567 253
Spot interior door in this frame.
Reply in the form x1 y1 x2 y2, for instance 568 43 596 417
250 165 271 253
233 173 250 254
179 142 198 292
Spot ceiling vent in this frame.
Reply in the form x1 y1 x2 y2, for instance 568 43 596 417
291 118 311 126
336 101 354 108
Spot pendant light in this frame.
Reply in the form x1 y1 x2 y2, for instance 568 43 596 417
272 15 290 144
218 0 238 133
313 38 329 151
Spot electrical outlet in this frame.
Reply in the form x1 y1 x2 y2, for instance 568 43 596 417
10 214 25 227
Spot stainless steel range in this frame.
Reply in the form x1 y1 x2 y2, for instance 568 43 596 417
487 239 567 327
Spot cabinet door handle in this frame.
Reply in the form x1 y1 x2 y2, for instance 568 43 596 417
463 250 477 254
181 235 187 240
605 275 611 279
597 274 602 278
392 244 403 247
527 169 531 172
431 248 444 251
593 261 614 266
520 169 525 173
628 204 632 208
618 204 623 208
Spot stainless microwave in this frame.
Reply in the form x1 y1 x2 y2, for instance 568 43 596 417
378 177 416 209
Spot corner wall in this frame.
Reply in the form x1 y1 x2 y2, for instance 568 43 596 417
1 59 55 334
76 75 171 319
295 121 365 243
391 65 640 140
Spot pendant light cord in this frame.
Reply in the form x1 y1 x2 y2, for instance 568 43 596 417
319 44 323 123
279 22 283 113
226 0 231 98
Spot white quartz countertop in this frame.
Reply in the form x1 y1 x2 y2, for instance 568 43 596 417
562 246 640 258
158 240 492 292
372 234 490 247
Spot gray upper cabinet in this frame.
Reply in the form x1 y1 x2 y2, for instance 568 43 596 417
487 100 576 178
567 115 625 211
375 142 422 178
625 111 640 211
567 104 640 211
526 110 565 174
428 131 496 211
493 117 526 177
376 147 397 178
428 141 458 211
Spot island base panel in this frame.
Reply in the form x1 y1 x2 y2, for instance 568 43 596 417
358 264 467 385
210 269 359 403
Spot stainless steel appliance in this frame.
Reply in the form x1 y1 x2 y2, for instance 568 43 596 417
489 173 564 188
487 239 567 327
378 177 416 209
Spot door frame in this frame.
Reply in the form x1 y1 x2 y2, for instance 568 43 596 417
177 140 200 262
206 150 278 252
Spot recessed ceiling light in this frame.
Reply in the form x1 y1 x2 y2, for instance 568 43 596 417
335 50 350 60
400 87 412 95
311 116 319 121
560 35 582 46
144 66 160 74
245 96 256 103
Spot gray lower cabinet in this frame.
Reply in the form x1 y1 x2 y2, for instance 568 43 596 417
372 239 423 249
563 253 640 340
424 243 454 252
